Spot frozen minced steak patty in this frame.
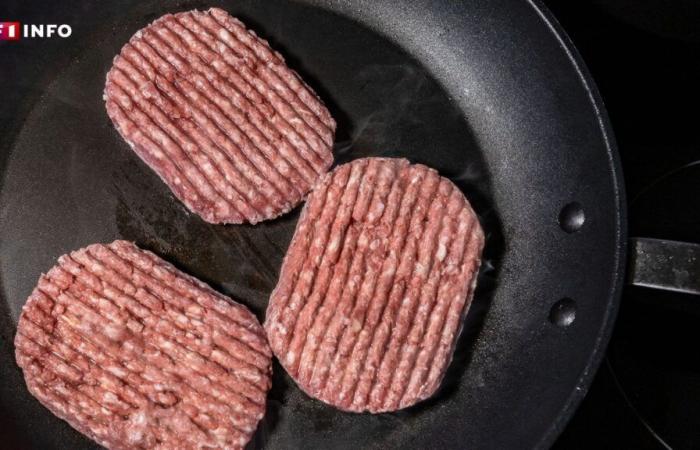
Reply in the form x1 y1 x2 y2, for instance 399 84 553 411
104 8 336 224
265 157 485 413
15 240 272 449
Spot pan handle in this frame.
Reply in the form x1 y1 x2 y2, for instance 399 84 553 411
628 237 700 295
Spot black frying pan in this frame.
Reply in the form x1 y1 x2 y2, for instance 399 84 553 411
1 0 692 448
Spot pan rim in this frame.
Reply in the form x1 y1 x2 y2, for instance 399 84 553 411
526 1 627 448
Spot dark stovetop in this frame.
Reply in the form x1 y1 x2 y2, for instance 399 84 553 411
543 1 700 449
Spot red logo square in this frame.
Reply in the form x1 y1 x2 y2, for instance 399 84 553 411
0 22 21 41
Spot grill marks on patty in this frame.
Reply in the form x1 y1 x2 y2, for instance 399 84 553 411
104 8 335 224
15 241 272 449
265 157 484 413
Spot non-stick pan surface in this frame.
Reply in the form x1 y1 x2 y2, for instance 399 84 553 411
0 0 625 448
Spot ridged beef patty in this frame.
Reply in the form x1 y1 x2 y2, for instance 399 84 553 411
104 8 336 224
15 241 271 449
265 157 484 413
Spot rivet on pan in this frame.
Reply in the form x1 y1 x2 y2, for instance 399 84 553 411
558 202 585 233
549 298 576 327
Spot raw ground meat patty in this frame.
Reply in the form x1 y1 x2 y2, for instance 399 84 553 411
265 157 485 413
104 8 336 224
15 240 272 449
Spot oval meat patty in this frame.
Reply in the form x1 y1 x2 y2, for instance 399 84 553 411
15 240 272 449
104 8 336 224
265 157 485 413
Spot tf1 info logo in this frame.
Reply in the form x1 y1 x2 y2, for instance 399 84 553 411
0 22 72 41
